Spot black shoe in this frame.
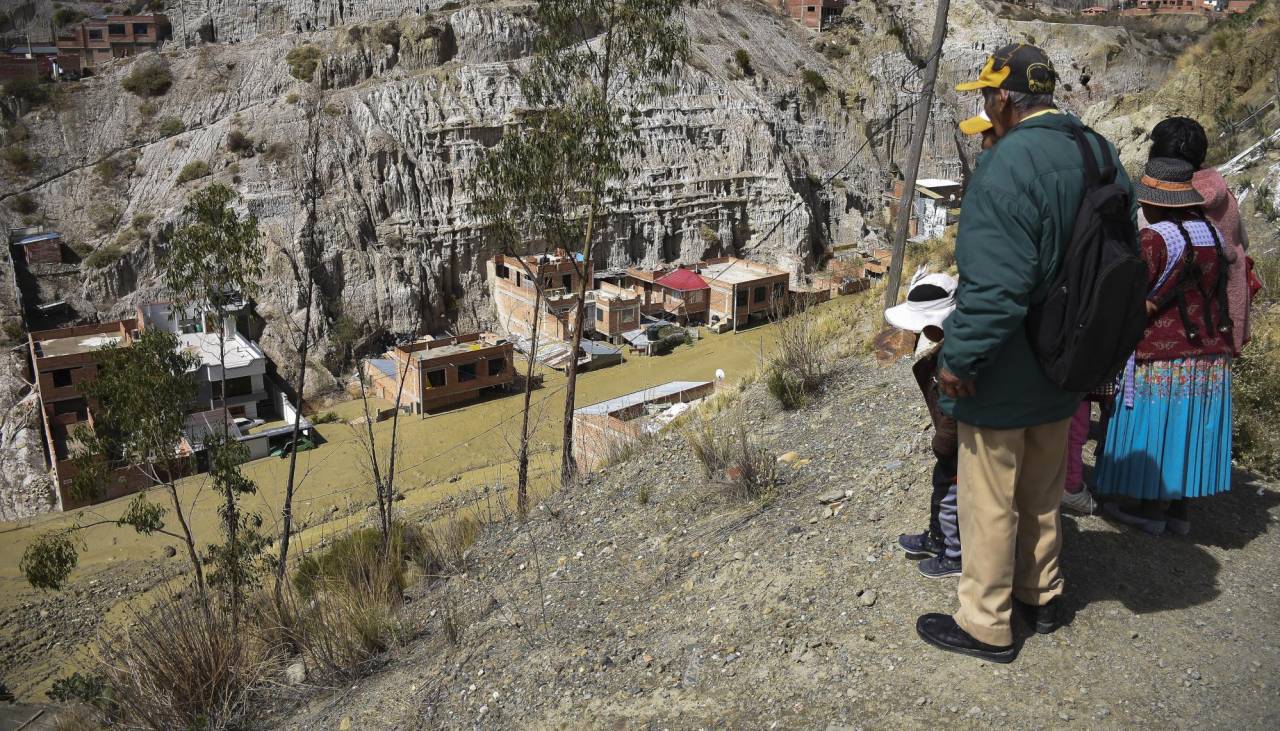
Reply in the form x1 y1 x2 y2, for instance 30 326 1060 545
918 554 962 578
1014 597 1059 635
898 531 943 558
916 613 1016 663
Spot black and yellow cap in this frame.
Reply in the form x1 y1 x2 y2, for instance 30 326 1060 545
956 44 1057 95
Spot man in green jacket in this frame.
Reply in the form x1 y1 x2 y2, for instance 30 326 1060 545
916 44 1134 662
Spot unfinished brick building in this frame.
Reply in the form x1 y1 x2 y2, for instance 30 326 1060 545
488 250 592 342
28 319 153 508
56 14 171 72
364 332 515 413
590 285 642 343
777 0 847 29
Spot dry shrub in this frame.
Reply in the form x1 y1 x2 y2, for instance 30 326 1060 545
683 406 776 501
766 302 826 409
100 591 266 730
285 529 410 677
411 516 479 579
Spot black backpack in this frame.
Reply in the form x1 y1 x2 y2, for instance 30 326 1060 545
1025 126 1148 392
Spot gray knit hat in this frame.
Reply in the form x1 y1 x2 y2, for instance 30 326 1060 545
1134 157 1205 208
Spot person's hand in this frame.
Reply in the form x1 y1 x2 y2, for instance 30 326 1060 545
1146 299 1158 317
936 366 977 399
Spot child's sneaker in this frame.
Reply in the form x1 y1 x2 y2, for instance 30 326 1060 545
898 531 943 558
1061 486 1098 515
918 555 962 578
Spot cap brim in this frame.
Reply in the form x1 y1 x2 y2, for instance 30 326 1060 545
884 302 954 333
955 78 994 92
959 115 993 135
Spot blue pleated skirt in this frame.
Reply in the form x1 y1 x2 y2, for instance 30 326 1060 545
1096 356 1232 501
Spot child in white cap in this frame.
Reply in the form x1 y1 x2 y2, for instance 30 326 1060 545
887 269 962 578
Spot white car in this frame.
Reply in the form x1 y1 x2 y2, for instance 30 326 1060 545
233 417 265 432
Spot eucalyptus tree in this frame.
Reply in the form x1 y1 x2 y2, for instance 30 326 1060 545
478 0 690 486
165 182 264 624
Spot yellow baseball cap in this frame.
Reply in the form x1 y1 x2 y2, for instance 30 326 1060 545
959 111 993 136
956 43 1057 95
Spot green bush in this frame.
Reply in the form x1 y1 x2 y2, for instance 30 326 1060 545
131 213 154 232
294 525 417 600
157 116 185 137
262 141 291 163
766 367 807 410
3 79 51 104
2 145 36 174
175 160 210 184
802 69 828 95
733 49 754 77
226 129 255 157
83 242 128 269
286 45 322 82
88 203 120 232
8 193 37 215
52 8 87 28
821 42 849 61
121 59 172 98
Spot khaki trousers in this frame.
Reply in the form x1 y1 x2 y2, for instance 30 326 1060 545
954 417 1071 647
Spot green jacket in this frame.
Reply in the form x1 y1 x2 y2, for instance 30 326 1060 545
939 111 1134 428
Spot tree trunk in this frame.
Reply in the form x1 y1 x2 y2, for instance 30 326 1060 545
382 347 414 545
357 370 388 532
216 316 242 629
560 207 597 484
167 478 210 620
517 284 544 519
273 277 312 608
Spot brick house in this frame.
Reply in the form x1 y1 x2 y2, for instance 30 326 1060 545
488 250 592 342
9 228 65 265
364 332 515 413
572 380 714 470
777 0 847 29
56 14 170 72
27 320 154 508
590 284 642 343
618 267 712 325
696 257 791 330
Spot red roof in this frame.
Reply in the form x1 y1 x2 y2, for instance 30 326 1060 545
654 268 708 291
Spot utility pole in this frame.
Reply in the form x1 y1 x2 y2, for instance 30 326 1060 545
883 0 951 315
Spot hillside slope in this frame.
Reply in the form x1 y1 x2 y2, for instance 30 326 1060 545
276 354 1280 729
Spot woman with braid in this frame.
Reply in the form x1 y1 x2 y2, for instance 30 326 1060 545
1095 152 1235 536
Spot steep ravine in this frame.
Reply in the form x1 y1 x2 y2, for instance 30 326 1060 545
0 0 1185 519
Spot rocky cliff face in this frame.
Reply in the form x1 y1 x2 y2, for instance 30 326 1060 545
0 0 1186 515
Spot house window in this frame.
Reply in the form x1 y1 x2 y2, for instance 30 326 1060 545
426 369 445 388
133 23 149 35
213 376 254 399
107 24 126 36
52 368 73 387
88 29 103 40
595 308 604 322
735 289 748 307
458 363 477 382
753 286 767 303
496 263 509 280
621 310 634 323
688 290 703 303
488 358 505 377
562 273 572 290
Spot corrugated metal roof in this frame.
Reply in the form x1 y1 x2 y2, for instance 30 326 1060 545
14 231 62 245
575 381 710 416
369 358 398 378
655 268 709 291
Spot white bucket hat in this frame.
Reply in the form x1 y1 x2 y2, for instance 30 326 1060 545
884 268 957 334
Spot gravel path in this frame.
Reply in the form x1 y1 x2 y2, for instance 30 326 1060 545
278 355 1280 729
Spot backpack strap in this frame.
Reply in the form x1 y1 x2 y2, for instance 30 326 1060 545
1070 126 1101 190
1084 127 1118 185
